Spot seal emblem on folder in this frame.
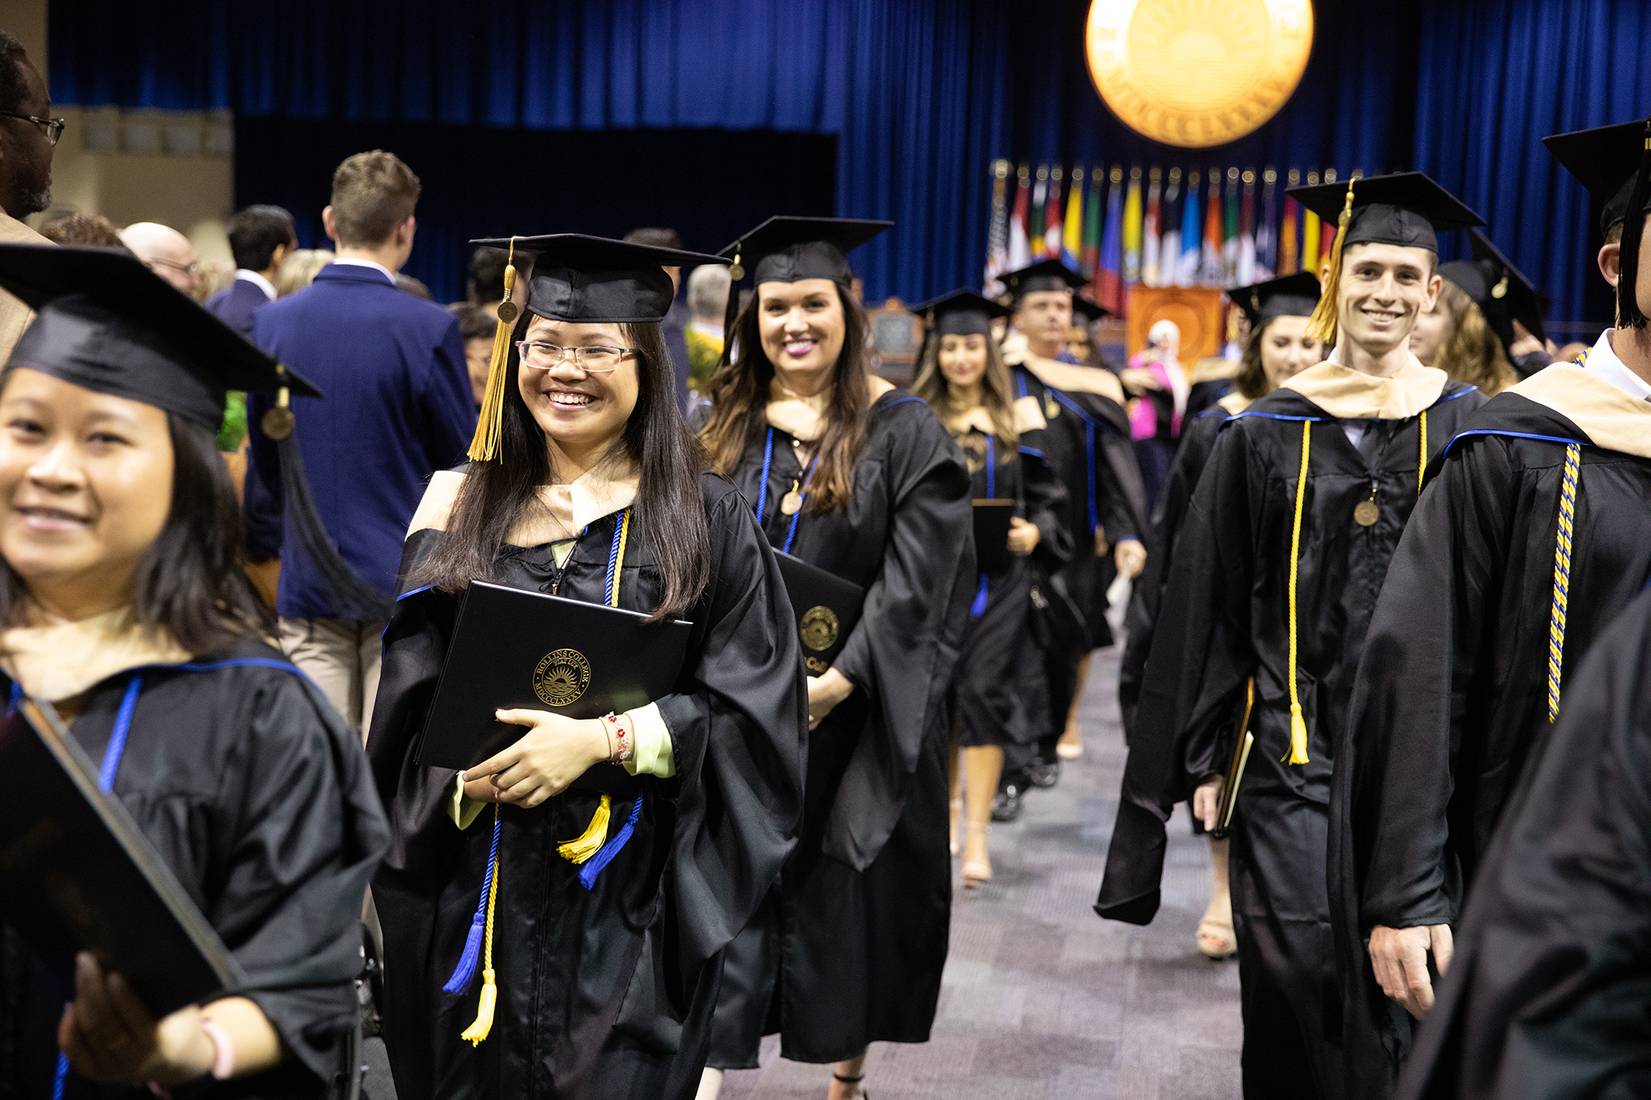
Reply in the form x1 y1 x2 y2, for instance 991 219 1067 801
533 648 592 707
799 606 840 653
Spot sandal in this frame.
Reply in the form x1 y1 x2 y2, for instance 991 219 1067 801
1195 916 1237 960
833 1072 869 1099
961 823 992 889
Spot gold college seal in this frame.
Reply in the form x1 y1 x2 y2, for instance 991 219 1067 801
799 605 840 653
532 648 592 707
1084 0 1314 148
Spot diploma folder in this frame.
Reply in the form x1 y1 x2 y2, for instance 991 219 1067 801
0 696 245 1015
415 581 692 772
774 552 866 676
971 498 1015 574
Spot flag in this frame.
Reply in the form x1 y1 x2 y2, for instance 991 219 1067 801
1044 168 1065 261
1222 168 1240 282
1320 174 1337 267
1178 170 1202 286
1280 169 1301 273
1097 166 1124 312
1030 166 1048 259
1062 167 1084 269
1141 167 1162 286
1081 169 1103 279
1301 171 1322 276
1160 167 1182 286
984 160 1012 289
1237 169 1257 285
1121 166 1143 283
1008 164 1032 271
1201 169 1224 284
1254 167 1277 280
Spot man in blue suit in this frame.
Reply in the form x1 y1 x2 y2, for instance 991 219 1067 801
205 204 296 339
246 150 475 735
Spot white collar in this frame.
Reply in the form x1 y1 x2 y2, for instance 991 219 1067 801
1587 329 1651 404
235 269 277 301
330 257 396 283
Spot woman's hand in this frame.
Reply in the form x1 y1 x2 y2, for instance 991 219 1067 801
806 668 855 731
1007 516 1041 557
1192 774 1225 833
1114 539 1147 579
463 709 610 809
1120 366 1163 395
59 953 216 1087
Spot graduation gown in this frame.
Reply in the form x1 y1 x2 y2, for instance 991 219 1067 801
1331 356 1651 1098
1094 359 1484 1100
1393 585 1651 1100
709 388 973 1066
941 405 1071 749
367 471 806 1099
0 636 389 1100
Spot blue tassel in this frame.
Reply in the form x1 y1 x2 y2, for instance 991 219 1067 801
578 796 644 890
441 917 484 994
969 575 990 619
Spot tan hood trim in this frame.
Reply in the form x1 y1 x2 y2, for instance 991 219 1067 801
1513 364 1651 460
1280 357 1448 420
1 607 192 705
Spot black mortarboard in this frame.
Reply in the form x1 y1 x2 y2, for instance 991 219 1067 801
718 216 891 288
1287 172 1482 344
1000 258 1088 302
0 244 318 432
1070 294 1111 323
462 234 730 461
909 289 1010 337
1226 271 1321 329
1440 230 1547 350
1543 117 1651 327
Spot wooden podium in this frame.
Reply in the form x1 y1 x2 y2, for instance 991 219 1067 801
1124 286 1226 362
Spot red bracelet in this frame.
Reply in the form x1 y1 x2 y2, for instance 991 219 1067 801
601 712 633 766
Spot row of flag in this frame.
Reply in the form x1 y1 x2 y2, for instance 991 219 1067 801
983 160 1351 313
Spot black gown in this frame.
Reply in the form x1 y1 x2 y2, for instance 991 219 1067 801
941 417 1070 749
1393 585 1651 1100
1331 362 1651 1098
368 472 807 1099
1094 363 1485 1100
708 390 973 1066
0 639 389 1100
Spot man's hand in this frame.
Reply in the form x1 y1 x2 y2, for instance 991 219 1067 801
1192 775 1224 832
1368 923 1454 1019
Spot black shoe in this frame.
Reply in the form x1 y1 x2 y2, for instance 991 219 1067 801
992 781 1025 823
1026 756 1061 789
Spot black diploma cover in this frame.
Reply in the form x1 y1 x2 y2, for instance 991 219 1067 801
775 551 866 676
971 498 1015 573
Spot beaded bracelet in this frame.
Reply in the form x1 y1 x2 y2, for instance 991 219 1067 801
601 712 633 766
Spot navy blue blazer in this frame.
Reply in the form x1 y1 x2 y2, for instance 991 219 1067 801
205 274 272 340
245 263 476 620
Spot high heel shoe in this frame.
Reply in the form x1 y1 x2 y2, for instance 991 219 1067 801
832 1072 868 1099
949 798 962 857
961 823 992 888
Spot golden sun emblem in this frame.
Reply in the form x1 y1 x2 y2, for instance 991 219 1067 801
532 648 592 707
799 606 840 654
1085 0 1314 148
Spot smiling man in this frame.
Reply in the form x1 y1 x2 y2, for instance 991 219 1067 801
1095 173 1486 1099
0 30 56 363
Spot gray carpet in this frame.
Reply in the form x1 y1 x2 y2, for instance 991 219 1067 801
719 648 1243 1100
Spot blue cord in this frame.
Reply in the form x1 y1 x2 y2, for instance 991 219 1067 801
754 426 818 554
755 427 776 524
601 510 627 606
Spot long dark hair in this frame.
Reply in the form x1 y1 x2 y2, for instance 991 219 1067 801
699 282 873 511
910 332 1019 446
410 313 709 620
0 411 273 654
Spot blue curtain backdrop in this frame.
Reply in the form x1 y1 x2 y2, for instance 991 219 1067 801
48 0 1651 321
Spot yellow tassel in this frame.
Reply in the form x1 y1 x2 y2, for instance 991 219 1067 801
1284 419 1311 765
1416 410 1428 494
556 794 611 864
459 969 498 1046
467 239 519 463
1305 179 1357 347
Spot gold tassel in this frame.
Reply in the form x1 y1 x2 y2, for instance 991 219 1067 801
556 794 611 864
1284 419 1311 765
1305 179 1357 347
467 238 519 463
459 969 498 1046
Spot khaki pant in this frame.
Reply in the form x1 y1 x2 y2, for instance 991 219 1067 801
279 617 385 739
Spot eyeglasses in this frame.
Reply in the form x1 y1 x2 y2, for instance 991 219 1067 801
146 257 200 278
0 112 66 147
515 341 637 373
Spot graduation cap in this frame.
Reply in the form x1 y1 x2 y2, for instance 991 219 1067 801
1070 294 1111 324
908 289 1010 337
0 244 387 620
1226 271 1321 329
1440 230 1546 352
1287 172 1484 345
462 234 731 462
1543 117 1651 327
718 216 890 287
999 258 1087 303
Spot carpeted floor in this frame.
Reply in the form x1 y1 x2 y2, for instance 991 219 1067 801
718 648 1243 1100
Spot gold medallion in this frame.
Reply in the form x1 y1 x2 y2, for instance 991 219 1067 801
496 299 519 324
799 605 840 653
779 489 804 516
1045 395 1060 419
260 406 295 441
532 648 592 707
1353 499 1379 527
1084 0 1315 148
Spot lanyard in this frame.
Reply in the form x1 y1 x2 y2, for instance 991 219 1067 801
755 427 819 554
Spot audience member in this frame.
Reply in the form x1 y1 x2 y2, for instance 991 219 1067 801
624 226 692 403
0 29 56 362
38 211 124 248
206 204 297 339
395 272 432 299
244 149 475 735
684 261 730 393
466 244 507 306
447 300 493 406
275 247 333 296
119 221 202 298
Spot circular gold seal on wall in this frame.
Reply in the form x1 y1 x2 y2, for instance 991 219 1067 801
532 648 592 707
799 606 840 653
1084 0 1314 149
